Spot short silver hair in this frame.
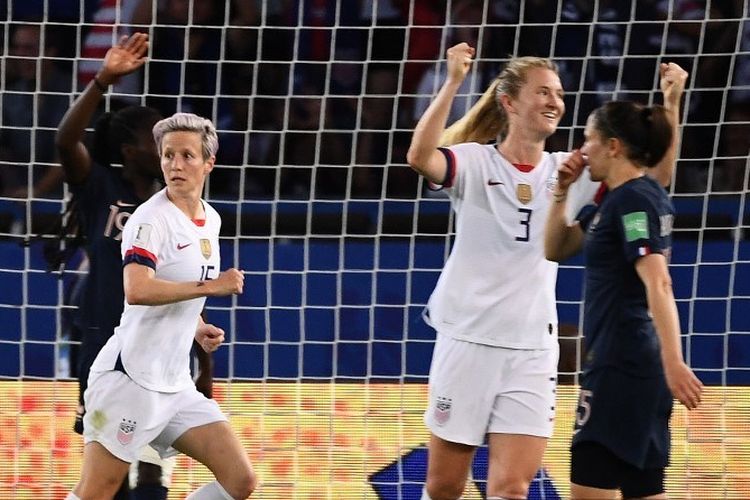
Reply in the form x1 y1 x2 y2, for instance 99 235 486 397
152 112 219 160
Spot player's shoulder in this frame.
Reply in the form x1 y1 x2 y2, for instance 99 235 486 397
621 176 666 200
612 177 670 213
444 141 496 158
202 199 222 226
129 189 169 224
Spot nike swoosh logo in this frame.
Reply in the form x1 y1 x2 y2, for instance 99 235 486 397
177 243 192 250
115 200 137 207
487 180 504 186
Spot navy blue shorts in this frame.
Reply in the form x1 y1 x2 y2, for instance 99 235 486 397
572 367 672 469
571 441 665 498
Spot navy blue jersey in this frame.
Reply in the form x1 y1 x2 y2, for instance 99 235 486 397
578 176 674 377
573 175 675 469
70 163 145 345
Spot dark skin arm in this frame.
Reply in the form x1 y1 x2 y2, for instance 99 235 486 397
54 33 149 185
194 313 226 399
193 338 214 399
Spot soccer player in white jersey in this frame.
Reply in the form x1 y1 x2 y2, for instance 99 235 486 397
67 113 256 500
407 42 682 500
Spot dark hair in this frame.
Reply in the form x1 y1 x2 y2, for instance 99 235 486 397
91 106 163 167
42 106 161 273
592 101 672 167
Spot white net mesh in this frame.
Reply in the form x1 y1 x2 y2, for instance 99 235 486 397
0 0 749 498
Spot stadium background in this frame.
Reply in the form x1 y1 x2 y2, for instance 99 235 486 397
0 0 749 498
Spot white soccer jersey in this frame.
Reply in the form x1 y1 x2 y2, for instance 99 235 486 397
425 143 598 349
90 188 222 392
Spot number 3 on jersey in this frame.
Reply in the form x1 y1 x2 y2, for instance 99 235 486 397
516 208 532 242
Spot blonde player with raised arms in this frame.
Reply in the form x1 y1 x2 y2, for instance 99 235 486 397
407 41 684 500
67 113 256 500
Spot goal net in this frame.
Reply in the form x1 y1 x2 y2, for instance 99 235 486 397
0 0 748 498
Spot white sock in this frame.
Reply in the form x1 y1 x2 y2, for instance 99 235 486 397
65 494 81 500
186 480 234 500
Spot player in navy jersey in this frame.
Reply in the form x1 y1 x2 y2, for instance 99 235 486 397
56 33 212 499
408 41 683 500
545 99 704 498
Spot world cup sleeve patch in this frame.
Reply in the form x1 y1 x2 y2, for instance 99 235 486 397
133 223 152 246
622 211 649 242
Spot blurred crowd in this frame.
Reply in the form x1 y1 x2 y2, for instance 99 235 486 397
0 0 748 214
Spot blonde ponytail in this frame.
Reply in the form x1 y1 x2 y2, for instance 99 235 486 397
440 80 505 146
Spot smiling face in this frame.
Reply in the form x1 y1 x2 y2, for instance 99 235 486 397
504 67 565 140
160 131 214 198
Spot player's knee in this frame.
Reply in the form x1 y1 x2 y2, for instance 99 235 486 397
424 477 466 500
487 474 531 500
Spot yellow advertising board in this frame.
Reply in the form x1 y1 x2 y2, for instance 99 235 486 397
0 381 748 499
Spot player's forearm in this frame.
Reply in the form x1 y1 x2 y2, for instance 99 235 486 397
544 191 583 262
55 79 106 150
124 277 217 306
55 77 105 184
407 79 461 168
650 98 682 188
192 336 214 372
644 275 685 367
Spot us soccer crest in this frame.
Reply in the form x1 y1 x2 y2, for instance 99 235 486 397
516 183 532 204
200 239 212 259
434 396 452 426
117 418 137 445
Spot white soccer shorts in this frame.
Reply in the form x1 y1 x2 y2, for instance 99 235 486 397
424 334 558 445
83 370 227 463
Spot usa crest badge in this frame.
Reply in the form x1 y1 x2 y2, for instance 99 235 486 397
434 396 452 426
117 418 137 445
516 183 532 204
200 239 212 259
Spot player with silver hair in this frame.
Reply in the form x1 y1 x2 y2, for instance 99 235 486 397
153 112 220 161
66 109 256 500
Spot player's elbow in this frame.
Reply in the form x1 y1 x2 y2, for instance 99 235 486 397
123 277 156 305
545 245 571 263
407 147 445 185
652 274 674 295
406 145 428 174
544 242 563 262
544 230 570 262
123 264 159 305
124 286 149 305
